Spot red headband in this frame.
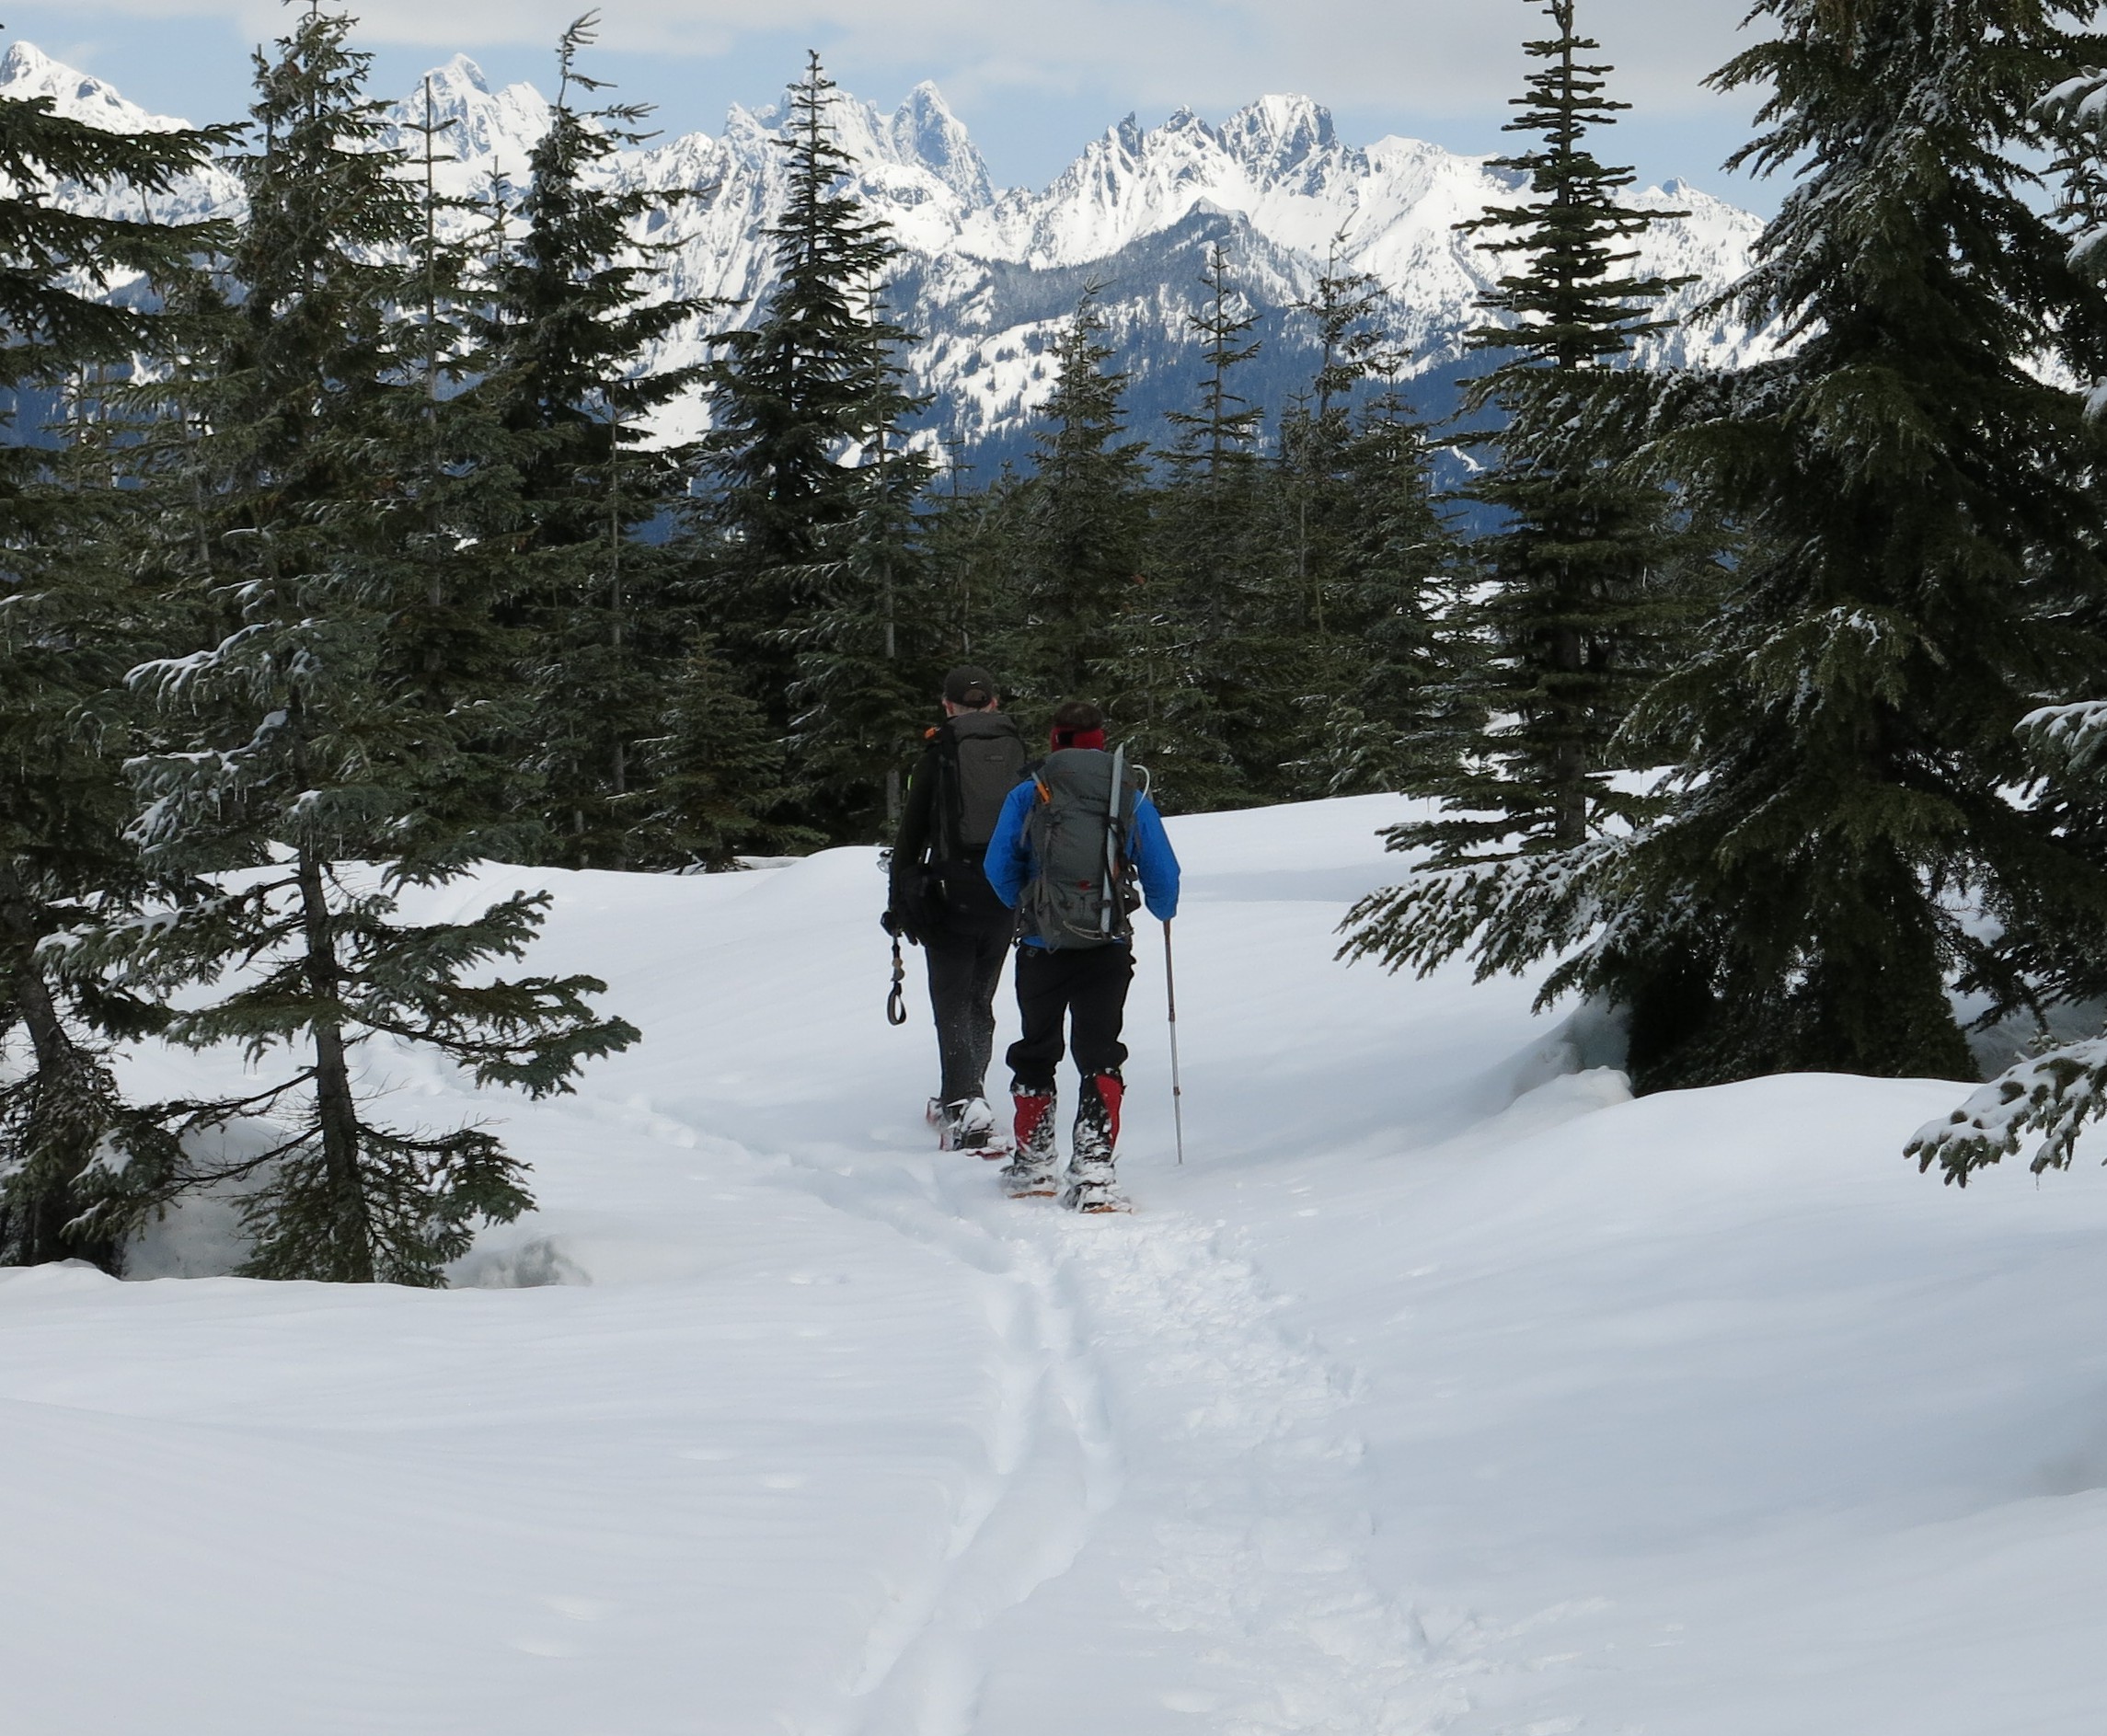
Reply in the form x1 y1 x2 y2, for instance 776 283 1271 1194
1052 727 1107 752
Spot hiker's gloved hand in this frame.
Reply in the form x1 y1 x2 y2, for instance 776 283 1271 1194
881 906 922 948
888 868 941 945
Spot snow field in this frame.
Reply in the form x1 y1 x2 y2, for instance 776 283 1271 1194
5 793 2107 1732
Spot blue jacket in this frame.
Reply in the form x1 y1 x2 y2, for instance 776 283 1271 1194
984 766 1180 947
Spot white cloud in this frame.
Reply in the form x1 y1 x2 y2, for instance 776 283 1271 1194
86 0 1760 118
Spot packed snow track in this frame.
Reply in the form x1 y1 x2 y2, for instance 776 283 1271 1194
5 795 2106 1734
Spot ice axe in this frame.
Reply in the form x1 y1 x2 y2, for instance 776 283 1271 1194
1163 919 1186 1165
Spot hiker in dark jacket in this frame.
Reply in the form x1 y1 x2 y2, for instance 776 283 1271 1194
983 698 1180 1211
888 666 1030 1154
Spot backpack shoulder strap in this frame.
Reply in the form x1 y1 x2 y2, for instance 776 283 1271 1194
928 725 965 861
1121 761 1146 830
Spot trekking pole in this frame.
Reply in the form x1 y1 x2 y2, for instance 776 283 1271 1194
1163 919 1186 1166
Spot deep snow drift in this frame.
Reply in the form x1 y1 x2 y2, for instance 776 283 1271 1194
4 794 2105 1734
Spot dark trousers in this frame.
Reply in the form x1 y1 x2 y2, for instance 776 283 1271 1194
925 922 1009 1105
1006 944 1134 1093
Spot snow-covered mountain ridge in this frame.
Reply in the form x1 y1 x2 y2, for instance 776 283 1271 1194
2 38 1770 458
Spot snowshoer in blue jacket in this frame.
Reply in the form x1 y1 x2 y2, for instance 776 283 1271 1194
983 699 1180 1211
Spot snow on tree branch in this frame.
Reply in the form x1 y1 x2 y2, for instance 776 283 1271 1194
1909 1038 2107 1184
2017 699 2107 775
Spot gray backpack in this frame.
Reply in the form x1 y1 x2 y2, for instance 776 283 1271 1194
934 708 1028 860
1019 745 1144 950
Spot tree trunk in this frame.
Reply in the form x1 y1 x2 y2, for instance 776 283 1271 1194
1549 616 1588 850
294 845 374 1282
0 868 121 1270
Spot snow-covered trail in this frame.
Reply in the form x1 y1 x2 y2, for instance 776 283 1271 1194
755 1132 1437 1734
6 795 2107 1733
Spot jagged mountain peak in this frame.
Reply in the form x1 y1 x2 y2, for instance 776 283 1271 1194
431 52 490 95
890 81 992 207
1075 96 1362 184
1221 95 1364 199
390 57 548 181
0 38 187 132
0 37 54 81
732 77 994 209
1221 94 1341 165
1008 95 1382 269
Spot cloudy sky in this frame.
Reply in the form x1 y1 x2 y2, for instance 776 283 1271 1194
8 0 1782 210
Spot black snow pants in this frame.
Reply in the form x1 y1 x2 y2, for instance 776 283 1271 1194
1005 943 1134 1094
925 923 1008 1105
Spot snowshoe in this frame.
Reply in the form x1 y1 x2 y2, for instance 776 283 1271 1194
935 1095 1007 1156
951 1096 1008 1158
1060 1171 1131 1213
1001 1153 1062 1199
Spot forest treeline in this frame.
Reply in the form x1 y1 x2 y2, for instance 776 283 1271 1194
12 0 2107 1282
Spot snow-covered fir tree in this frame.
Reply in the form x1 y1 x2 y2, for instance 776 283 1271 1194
1909 62 2107 1183
999 286 1149 709
0 53 231 1270
1603 0 2107 1086
703 50 935 838
103 7 638 1284
1349 0 2107 1092
1116 245 1270 811
785 377 943 835
1277 238 1391 646
1399 0 1696 862
1290 362 1471 799
481 16 715 870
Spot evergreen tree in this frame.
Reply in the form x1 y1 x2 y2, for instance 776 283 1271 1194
373 74 539 867
1277 234 1389 642
921 440 1011 661
702 48 927 785
1002 286 1150 707
483 15 713 869
1910 71 2107 1182
0 54 231 1270
627 636 805 869
108 8 637 1284
1118 245 1270 809
1268 245 1468 799
786 392 942 836
1290 366 1472 797
1350 0 2107 1092
1907 698 2107 1182
1411 0 1695 861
